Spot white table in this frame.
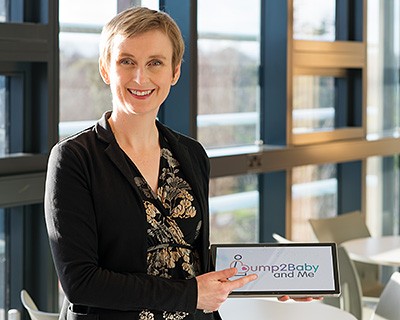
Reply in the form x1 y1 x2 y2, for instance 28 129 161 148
219 298 357 320
341 235 400 267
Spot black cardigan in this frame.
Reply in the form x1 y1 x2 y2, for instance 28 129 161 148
45 112 213 319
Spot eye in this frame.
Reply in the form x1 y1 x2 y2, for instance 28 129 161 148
120 58 134 65
148 60 163 67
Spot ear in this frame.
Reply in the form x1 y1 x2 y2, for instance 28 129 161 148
171 62 181 86
99 58 110 85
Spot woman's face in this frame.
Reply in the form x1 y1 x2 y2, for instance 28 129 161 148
101 29 180 117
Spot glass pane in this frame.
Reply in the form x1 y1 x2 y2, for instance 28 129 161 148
293 0 336 41
1 73 25 156
140 0 159 10
59 0 117 140
0 209 4 319
366 156 400 236
293 75 335 133
0 0 5 22
59 0 116 24
367 0 400 138
209 175 259 243
0 76 6 156
291 164 337 241
197 0 260 149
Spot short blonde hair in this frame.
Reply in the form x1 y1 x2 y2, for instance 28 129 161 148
99 7 185 72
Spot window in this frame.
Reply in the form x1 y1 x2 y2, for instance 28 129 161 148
197 0 261 149
282 0 366 242
0 0 5 22
365 0 400 238
293 75 336 134
290 0 365 145
0 0 58 161
0 205 54 319
59 0 117 140
292 69 362 140
196 0 261 244
293 0 335 41
209 174 259 243
367 0 400 138
0 66 39 158
0 209 4 319
0 76 5 156
0 0 59 315
291 164 337 241
366 156 400 236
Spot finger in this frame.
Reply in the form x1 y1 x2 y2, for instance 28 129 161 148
278 296 322 302
292 297 313 302
278 295 291 302
225 273 258 291
212 267 238 281
292 296 323 302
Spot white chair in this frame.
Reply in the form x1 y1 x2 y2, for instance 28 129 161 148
323 246 363 320
370 272 400 320
20 289 59 320
272 233 292 243
309 211 383 298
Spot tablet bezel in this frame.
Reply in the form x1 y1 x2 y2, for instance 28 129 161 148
210 242 341 297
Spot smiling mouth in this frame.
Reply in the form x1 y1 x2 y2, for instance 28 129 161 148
128 89 154 97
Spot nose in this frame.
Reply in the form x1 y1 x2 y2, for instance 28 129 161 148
132 66 149 85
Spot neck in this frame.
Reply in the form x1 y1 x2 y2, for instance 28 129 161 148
108 112 159 151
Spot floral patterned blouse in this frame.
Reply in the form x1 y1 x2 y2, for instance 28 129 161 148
129 134 211 320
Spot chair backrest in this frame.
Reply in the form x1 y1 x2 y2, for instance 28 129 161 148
21 290 59 320
323 246 363 320
272 233 292 243
372 272 400 320
309 211 370 244
309 211 382 298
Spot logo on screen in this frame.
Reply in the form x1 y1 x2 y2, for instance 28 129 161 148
229 254 250 276
228 253 320 279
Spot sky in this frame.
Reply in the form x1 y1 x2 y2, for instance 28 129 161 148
59 0 260 33
59 0 157 25
58 0 399 58
59 0 261 58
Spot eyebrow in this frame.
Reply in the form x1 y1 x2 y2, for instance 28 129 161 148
118 53 168 61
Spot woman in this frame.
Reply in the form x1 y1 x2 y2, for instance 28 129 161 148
45 7 256 320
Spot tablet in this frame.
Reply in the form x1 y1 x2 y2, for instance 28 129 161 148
210 242 340 297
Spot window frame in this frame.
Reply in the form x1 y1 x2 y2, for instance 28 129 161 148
288 0 367 145
165 0 400 241
0 0 59 315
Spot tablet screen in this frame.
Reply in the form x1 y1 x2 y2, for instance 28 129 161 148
210 243 340 297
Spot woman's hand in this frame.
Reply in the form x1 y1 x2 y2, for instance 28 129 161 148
196 268 257 312
278 296 323 302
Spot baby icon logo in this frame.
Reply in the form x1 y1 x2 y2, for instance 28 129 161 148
230 254 250 276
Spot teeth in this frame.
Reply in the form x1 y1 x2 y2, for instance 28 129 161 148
130 89 152 96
